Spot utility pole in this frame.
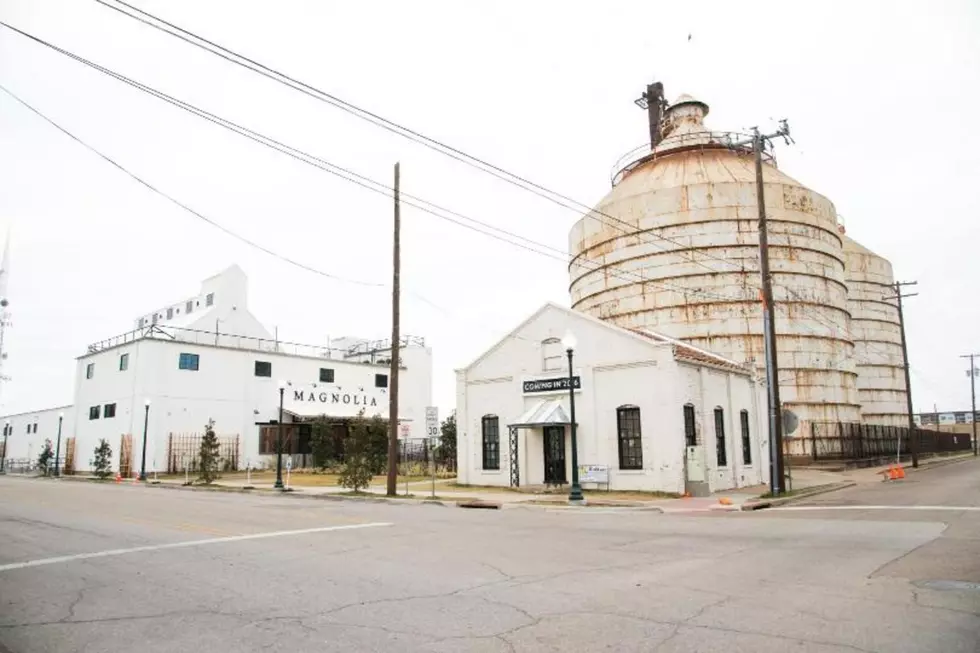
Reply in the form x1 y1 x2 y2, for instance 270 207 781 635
386 162 402 496
752 126 788 496
961 354 979 456
889 281 919 467
725 122 792 495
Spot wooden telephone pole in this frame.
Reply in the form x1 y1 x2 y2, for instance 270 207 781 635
889 281 919 467
961 353 979 456
386 163 402 496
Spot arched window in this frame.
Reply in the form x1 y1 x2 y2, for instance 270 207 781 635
542 338 563 372
714 407 727 467
740 410 752 465
481 415 500 470
683 403 697 447
617 405 643 470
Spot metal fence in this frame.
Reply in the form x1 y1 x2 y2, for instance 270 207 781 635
166 433 241 473
810 422 972 461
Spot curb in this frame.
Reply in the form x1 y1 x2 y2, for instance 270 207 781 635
741 481 857 510
34 474 460 507
909 454 976 473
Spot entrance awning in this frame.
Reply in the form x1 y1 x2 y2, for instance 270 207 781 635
509 399 574 428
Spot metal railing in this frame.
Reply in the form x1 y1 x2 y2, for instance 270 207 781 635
86 325 425 360
808 422 972 461
610 131 776 186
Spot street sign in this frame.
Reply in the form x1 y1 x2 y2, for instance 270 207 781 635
578 464 609 484
425 406 439 439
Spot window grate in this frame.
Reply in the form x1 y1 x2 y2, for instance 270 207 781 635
740 410 752 465
714 407 727 467
617 406 643 470
683 404 697 447
482 416 500 470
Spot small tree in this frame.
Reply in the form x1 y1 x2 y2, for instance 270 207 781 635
91 439 113 480
37 439 54 475
310 415 334 471
366 413 390 474
339 411 374 492
439 412 457 472
198 419 221 484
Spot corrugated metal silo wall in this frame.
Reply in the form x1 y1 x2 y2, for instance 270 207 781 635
569 147 862 427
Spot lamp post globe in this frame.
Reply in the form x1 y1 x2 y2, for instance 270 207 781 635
139 399 151 481
562 331 585 505
274 381 286 490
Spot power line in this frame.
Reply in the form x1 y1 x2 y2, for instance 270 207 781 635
0 82 387 290
4 16 912 384
95 0 752 280
0 20 751 307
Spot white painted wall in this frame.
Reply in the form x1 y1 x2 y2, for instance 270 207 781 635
456 304 767 493
1 404 74 467
67 338 431 473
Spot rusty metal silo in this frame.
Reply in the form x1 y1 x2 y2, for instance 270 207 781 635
842 234 907 426
569 94 861 425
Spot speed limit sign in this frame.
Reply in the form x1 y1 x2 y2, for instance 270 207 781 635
425 406 439 438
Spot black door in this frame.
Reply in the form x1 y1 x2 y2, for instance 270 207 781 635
543 426 566 485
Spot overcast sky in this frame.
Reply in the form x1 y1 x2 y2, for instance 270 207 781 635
1 0 978 421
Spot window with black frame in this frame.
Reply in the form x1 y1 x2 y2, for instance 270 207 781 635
481 415 499 470
683 403 697 447
714 407 727 467
740 410 752 465
617 405 643 470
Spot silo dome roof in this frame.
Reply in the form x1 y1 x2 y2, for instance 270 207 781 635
669 94 709 116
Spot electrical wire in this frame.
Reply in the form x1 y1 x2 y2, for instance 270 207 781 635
94 1 893 362
94 0 754 280
3 16 925 386
0 20 751 306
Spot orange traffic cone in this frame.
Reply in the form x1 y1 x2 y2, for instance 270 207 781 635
719 497 733 506
114 473 121 483
895 466 905 479
888 466 899 480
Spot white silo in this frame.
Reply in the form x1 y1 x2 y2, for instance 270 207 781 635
842 234 908 426
569 93 861 426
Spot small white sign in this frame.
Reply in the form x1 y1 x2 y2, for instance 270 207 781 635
425 406 439 439
579 464 609 484
285 458 293 471
399 423 411 438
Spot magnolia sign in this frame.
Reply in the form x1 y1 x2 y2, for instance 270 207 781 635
291 389 380 408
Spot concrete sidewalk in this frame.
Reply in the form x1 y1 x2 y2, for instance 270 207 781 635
77 451 977 512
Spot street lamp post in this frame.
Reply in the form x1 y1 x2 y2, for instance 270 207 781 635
53 413 64 477
275 380 285 490
139 399 151 481
562 331 585 505
1 419 9 473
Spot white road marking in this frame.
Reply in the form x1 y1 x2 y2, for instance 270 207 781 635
771 505 980 512
0 522 392 573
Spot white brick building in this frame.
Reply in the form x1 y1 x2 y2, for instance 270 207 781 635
1 266 433 474
455 303 769 495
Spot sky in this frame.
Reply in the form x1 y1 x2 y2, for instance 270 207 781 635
1 0 979 420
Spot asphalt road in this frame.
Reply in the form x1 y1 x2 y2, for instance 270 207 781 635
0 462 978 653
